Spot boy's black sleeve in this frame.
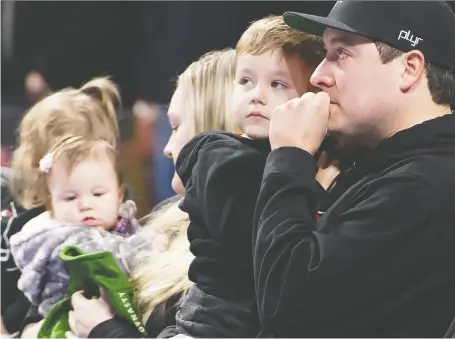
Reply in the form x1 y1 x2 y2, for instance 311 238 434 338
173 131 269 337
176 131 269 301
89 317 144 338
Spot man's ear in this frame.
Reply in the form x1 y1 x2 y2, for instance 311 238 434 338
399 50 426 93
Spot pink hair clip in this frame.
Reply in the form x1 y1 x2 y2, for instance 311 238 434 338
39 153 54 173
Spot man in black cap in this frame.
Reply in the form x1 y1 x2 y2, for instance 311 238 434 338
253 1 455 337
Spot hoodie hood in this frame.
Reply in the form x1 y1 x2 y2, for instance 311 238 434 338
176 131 270 187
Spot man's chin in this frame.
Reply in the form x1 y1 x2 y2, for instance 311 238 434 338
328 134 365 158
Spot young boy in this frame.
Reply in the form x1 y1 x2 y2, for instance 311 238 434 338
161 15 324 338
233 15 321 140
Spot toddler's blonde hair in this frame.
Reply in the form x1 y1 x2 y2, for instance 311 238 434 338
42 135 125 211
10 77 120 209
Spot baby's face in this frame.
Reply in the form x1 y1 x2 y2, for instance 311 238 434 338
48 151 122 230
232 49 314 139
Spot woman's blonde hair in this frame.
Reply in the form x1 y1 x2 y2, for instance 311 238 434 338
131 48 239 319
177 47 239 137
131 201 193 316
10 77 120 209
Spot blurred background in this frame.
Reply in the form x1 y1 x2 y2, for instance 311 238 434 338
5 1 452 217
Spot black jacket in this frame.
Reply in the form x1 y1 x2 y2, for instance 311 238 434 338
88 293 181 338
253 113 455 337
166 131 271 337
1 197 45 335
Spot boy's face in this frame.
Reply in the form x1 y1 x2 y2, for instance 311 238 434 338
48 149 123 230
233 49 314 139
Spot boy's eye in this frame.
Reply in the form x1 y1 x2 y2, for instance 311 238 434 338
238 77 252 86
64 196 76 202
171 125 179 132
94 192 105 197
272 81 287 89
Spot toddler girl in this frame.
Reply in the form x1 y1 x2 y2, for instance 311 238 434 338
10 135 149 316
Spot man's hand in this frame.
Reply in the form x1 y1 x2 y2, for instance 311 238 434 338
269 92 330 154
68 289 114 338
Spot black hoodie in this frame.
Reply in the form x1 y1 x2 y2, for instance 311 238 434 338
170 131 270 337
253 113 455 337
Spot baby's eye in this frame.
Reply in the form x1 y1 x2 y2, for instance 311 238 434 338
64 196 76 202
93 192 105 197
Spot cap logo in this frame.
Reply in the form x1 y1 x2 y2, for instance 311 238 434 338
398 30 423 47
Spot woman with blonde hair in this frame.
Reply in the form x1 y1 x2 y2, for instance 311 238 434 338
1 77 121 336
66 48 239 338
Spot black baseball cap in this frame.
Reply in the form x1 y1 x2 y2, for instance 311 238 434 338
283 1 455 71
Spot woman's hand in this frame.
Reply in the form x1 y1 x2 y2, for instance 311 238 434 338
68 289 115 338
20 319 44 338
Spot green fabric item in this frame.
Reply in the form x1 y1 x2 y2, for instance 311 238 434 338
38 246 147 338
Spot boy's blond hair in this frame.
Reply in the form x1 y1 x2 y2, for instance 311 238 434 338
236 15 324 68
10 77 120 209
177 48 239 137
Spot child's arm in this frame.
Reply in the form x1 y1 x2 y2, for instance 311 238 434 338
173 131 269 337
176 131 268 299
66 226 154 275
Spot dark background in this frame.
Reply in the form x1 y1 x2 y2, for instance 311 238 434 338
1 1 341 150
2 1 454 211
1 1 335 108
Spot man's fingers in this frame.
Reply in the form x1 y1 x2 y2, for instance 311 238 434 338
300 91 316 100
314 91 330 106
284 97 301 110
